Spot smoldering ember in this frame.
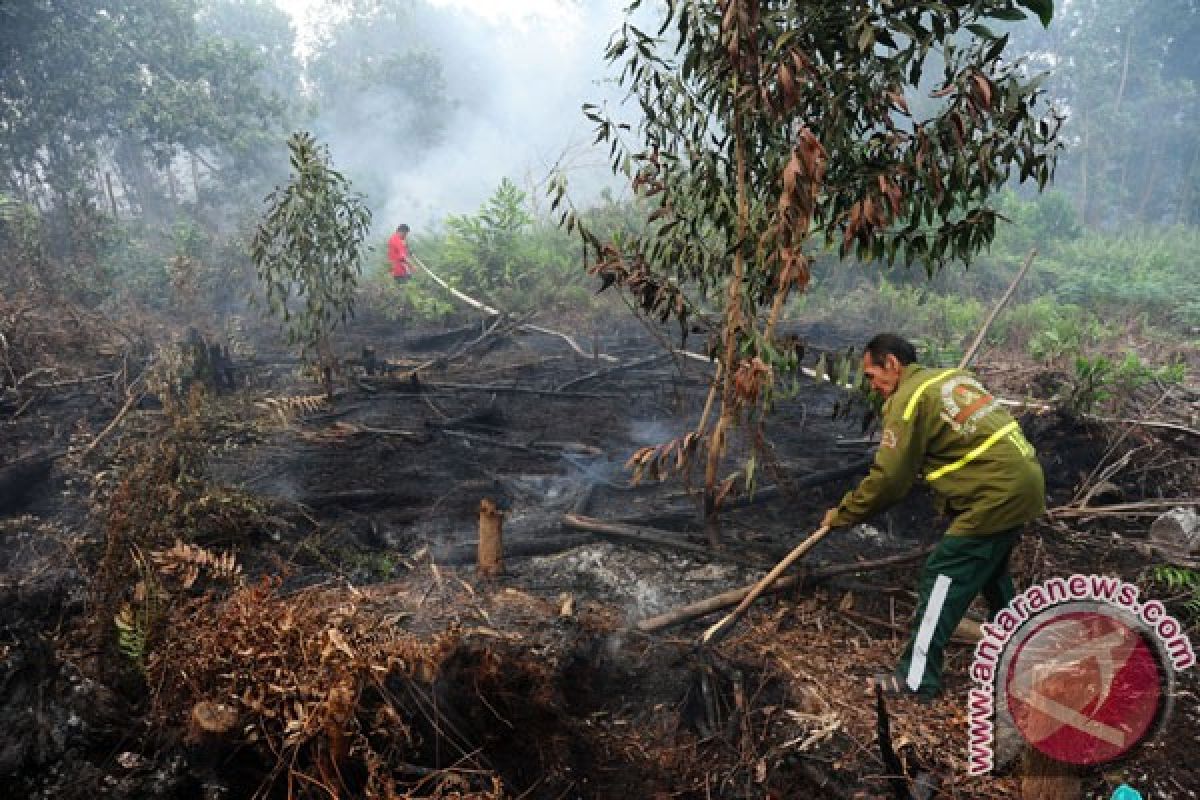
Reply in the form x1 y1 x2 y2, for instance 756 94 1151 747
1 1 1198 799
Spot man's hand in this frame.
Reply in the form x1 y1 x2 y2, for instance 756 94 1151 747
820 508 840 529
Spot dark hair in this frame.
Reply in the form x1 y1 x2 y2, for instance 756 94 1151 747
397 224 410 233
864 333 917 366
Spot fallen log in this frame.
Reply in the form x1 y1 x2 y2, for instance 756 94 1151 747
562 513 769 568
621 458 875 529
426 402 505 431
701 525 832 644
723 457 872 509
635 546 935 633
363 378 621 399
431 532 596 565
555 352 673 393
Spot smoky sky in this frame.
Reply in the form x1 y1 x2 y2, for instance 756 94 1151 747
307 1 635 231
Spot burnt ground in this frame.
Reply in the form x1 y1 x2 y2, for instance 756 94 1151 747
1 303 1199 800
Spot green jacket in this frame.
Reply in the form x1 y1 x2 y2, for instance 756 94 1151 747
830 364 1045 536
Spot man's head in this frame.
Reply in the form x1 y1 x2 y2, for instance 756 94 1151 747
862 333 917 398
396 223 410 237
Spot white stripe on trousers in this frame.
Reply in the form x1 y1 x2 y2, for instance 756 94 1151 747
906 574 953 692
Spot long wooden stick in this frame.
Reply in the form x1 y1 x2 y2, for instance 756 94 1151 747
637 544 933 633
700 525 831 644
959 248 1037 370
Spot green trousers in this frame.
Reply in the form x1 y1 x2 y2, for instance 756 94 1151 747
895 526 1022 697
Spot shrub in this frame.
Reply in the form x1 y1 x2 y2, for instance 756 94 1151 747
394 178 604 323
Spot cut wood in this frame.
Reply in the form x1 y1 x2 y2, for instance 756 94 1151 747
477 498 504 578
636 544 933 633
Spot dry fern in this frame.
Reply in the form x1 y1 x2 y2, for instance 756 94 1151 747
148 579 491 798
255 393 329 425
151 539 243 589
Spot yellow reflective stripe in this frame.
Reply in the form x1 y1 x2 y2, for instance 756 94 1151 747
926 420 1020 482
1011 429 1035 458
902 369 955 421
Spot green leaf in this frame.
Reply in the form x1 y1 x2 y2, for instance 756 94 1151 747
1017 0 1054 28
989 9 1027 22
966 23 998 41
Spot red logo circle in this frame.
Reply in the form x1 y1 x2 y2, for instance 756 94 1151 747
1003 609 1164 766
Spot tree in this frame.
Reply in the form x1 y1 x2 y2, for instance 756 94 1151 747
196 0 303 107
440 178 535 297
305 0 457 201
1011 0 1200 225
251 132 372 397
563 0 1062 540
0 0 288 259
191 0 304 203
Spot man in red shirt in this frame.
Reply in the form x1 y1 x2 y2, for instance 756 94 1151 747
388 224 411 282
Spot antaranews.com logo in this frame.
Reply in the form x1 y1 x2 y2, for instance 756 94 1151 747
966 574 1195 775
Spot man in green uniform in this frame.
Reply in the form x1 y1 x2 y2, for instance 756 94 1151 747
821 333 1045 699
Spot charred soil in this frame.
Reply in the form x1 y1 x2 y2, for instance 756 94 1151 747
2 298 1198 799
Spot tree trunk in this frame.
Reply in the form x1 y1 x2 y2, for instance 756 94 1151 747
1079 108 1090 226
477 498 504 578
703 73 750 549
166 164 179 204
191 152 202 203
1113 25 1132 117
1175 142 1200 225
317 334 335 401
105 171 119 219
1135 150 1162 222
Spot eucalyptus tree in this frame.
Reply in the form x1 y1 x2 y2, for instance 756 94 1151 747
564 0 1062 538
251 133 372 398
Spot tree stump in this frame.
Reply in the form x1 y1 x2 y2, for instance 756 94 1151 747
477 497 504 578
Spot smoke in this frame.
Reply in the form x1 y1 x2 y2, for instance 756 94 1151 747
295 0 635 231
629 417 676 446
